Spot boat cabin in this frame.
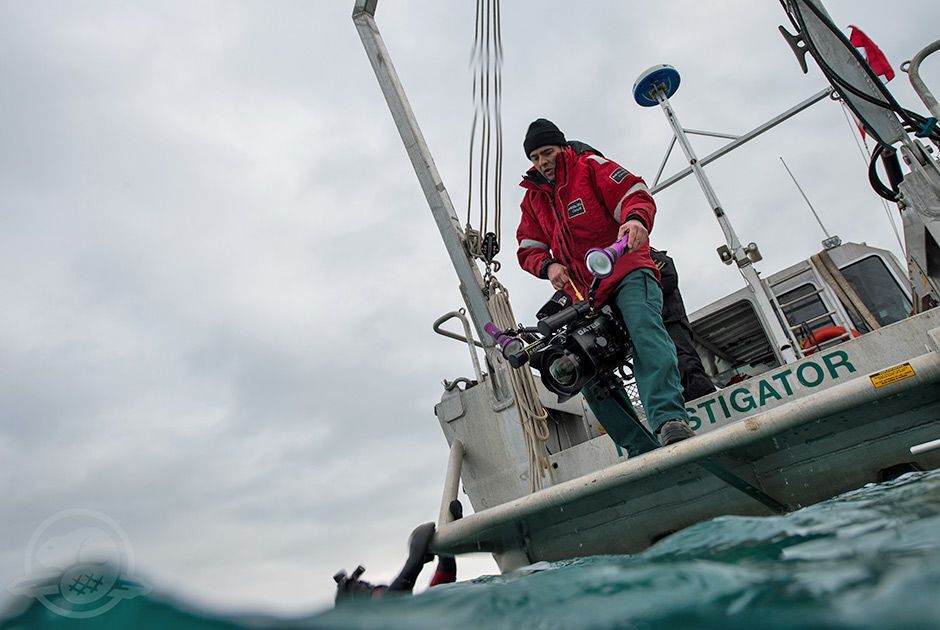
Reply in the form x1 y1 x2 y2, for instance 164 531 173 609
523 241 916 459
691 241 912 385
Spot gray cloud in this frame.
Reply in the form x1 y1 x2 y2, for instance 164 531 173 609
1 0 938 616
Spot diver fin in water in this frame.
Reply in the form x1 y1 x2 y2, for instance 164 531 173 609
387 522 436 594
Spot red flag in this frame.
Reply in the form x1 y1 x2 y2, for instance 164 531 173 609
843 101 868 142
848 25 895 82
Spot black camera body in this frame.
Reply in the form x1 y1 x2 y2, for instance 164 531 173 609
532 303 632 401
498 292 633 402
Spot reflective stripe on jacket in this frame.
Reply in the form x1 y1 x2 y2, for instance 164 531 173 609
516 145 658 305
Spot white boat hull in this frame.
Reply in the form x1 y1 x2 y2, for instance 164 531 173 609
433 310 940 569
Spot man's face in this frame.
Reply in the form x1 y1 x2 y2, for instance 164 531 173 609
528 145 563 182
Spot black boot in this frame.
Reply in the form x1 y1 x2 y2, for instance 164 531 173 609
658 419 695 446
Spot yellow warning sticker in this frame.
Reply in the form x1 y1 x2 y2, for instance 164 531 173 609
869 362 916 388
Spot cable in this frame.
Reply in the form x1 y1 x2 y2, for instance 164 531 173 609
465 6 549 491
480 0 490 235
790 2 906 119
493 0 503 245
868 144 901 201
839 102 906 254
783 1 937 138
784 0 940 215
466 0 505 263
788 0 939 144
465 0 483 230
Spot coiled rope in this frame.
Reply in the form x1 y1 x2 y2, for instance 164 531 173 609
487 278 552 492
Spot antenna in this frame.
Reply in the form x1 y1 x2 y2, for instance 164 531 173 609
633 64 798 364
779 156 842 249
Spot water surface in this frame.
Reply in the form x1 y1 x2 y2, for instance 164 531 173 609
4 469 939 629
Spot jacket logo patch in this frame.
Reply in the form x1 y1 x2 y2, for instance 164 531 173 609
610 168 630 183
566 198 585 218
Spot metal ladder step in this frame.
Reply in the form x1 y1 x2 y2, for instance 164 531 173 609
787 311 838 331
777 287 827 310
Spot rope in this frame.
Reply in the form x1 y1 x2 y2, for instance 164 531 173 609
465 2 548 490
466 0 503 262
487 278 552 492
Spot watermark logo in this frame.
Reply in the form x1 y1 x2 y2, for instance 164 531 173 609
8 509 150 619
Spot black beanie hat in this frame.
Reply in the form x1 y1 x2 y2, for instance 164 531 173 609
524 119 566 157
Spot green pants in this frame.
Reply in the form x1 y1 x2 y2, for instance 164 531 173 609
582 268 689 456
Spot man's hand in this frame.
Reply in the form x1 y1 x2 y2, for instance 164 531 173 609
617 219 649 250
547 263 571 291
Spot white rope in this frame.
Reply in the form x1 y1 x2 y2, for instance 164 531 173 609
487 278 552 492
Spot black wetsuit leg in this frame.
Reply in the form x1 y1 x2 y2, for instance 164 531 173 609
653 250 716 402
665 319 716 401
387 522 435 594
582 378 659 456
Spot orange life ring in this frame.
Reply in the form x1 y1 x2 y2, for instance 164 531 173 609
801 325 861 354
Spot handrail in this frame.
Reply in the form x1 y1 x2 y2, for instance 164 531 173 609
433 311 486 349
902 39 940 121
438 440 465 528
433 310 484 384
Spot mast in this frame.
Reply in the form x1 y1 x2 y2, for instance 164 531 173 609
351 0 496 347
782 0 940 307
635 65 799 364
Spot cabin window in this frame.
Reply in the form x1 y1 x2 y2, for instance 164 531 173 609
778 283 834 332
839 255 911 326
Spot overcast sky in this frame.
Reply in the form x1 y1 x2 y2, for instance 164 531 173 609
2 0 938 617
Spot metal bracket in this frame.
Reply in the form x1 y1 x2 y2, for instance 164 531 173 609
433 310 484 385
778 25 810 74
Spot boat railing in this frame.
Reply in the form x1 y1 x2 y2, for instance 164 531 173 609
438 440 465 528
433 309 516 411
902 39 940 121
432 310 484 386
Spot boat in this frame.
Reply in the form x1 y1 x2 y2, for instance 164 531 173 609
352 0 940 572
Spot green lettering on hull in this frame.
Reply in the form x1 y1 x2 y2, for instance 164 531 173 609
758 380 782 405
797 362 825 387
698 398 719 424
770 369 795 395
823 350 857 379
730 387 757 412
692 351 857 422
611 349 860 455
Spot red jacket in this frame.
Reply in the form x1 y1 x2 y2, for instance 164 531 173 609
516 146 658 305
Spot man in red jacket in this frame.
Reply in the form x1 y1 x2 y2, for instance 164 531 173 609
517 119 694 453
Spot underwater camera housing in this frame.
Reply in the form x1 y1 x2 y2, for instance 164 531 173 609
486 291 633 402
333 565 379 603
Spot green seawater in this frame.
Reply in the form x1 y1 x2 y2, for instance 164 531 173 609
4 469 940 629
